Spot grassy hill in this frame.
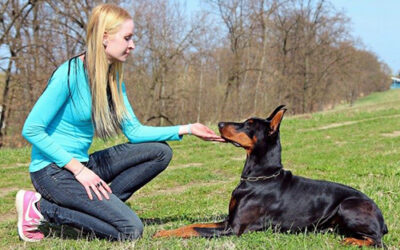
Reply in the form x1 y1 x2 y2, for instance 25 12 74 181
1 90 399 249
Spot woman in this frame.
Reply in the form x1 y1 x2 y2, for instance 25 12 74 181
16 4 223 242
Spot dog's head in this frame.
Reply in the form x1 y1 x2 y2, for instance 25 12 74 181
218 105 287 155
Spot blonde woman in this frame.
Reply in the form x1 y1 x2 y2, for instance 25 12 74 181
16 4 223 242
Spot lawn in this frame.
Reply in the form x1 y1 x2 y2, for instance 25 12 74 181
1 90 399 249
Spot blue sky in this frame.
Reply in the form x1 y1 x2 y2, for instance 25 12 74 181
332 0 400 74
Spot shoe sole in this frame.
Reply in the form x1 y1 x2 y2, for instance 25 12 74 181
16 190 42 242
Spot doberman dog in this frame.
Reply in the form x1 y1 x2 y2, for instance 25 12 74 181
154 105 388 247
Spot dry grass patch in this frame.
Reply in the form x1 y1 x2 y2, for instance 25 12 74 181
0 187 18 198
381 131 400 137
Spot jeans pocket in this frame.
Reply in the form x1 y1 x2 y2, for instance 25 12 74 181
47 163 70 179
49 162 62 171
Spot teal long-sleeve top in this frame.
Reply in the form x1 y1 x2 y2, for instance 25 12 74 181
22 57 182 172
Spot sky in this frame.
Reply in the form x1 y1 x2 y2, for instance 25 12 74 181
187 0 400 74
332 0 400 74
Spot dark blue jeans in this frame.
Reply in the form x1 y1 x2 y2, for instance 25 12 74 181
30 142 172 241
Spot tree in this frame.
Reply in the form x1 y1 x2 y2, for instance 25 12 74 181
129 0 205 125
0 0 38 146
0 0 391 147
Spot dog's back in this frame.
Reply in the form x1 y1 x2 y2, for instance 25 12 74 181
230 170 371 233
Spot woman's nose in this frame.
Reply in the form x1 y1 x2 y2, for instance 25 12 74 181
129 39 135 50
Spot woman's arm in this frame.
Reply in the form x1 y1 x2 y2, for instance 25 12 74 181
120 83 182 142
21 62 74 167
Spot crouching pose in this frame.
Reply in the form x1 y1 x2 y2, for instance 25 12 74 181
16 3 223 242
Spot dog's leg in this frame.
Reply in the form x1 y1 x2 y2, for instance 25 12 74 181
153 221 230 238
342 237 375 247
336 197 387 247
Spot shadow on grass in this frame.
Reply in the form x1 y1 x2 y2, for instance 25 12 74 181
39 223 102 241
39 223 81 240
37 214 228 240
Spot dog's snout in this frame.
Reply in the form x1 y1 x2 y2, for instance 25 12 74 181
218 122 225 129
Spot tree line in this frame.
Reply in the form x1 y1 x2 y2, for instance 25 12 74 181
0 0 391 147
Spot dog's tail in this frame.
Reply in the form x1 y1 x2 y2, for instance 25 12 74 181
153 221 232 238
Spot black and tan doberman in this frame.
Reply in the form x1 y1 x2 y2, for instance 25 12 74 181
154 105 388 247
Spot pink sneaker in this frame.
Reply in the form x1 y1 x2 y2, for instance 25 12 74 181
16 190 45 242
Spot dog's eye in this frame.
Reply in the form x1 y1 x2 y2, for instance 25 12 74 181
244 119 253 127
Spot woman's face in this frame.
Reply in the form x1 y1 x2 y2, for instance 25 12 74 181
104 19 135 63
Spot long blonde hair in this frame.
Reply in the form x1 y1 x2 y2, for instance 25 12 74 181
86 4 131 139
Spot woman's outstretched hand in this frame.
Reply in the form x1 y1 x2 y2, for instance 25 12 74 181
180 123 225 142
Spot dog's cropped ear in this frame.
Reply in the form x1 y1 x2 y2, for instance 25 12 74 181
266 105 286 121
268 106 287 135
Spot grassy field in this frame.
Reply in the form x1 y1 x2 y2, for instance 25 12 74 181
1 90 400 249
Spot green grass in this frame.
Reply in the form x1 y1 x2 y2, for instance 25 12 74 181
1 90 400 249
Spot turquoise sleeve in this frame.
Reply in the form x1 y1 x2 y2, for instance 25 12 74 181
121 83 183 143
21 64 73 167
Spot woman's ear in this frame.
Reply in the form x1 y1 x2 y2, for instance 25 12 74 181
103 32 108 46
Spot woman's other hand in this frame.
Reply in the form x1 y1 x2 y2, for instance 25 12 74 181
65 159 112 200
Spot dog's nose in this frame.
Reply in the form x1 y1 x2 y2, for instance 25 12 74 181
218 122 225 129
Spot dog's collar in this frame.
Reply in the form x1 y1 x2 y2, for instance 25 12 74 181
240 169 282 182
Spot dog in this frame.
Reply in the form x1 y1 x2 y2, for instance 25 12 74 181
154 105 388 247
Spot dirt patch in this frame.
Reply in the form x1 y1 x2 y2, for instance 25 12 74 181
381 131 400 137
334 141 347 146
0 162 28 169
0 211 15 223
300 114 400 132
0 187 18 198
316 121 358 130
